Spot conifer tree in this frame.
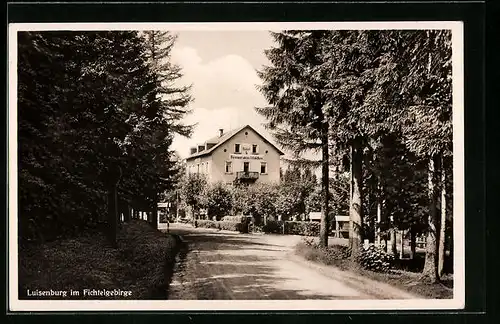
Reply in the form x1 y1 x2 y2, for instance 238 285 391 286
395 30 453 282
257 30 332 247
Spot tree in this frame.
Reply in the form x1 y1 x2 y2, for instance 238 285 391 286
180 173 208 220
18 30 193 242
205 182 234 220
134 30 194 229
390 30 453 282
257 30 331 247
320 30 393 258
232 183 279 225
18 31 156 244
142 30 194 137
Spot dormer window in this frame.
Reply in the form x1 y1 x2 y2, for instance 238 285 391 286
252 144 258 154
234 144 240 153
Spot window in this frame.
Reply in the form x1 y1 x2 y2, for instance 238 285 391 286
234 143 240 153
260 162 267 174
252 144 258 154
225 161 232 173
243 162 249 172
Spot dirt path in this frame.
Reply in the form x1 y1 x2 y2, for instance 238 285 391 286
163 223 419 300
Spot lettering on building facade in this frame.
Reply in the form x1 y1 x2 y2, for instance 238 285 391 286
230 154 264 160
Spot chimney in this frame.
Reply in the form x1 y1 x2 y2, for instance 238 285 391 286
219 128 224 137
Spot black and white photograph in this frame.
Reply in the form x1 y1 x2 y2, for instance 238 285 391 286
8 21 464 311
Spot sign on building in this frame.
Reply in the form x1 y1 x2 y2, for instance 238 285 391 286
230 154 263 160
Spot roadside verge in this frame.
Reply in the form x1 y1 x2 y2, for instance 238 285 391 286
18 220 181 300
288 253 423 300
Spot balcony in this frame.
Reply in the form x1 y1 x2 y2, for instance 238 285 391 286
235 171 259 182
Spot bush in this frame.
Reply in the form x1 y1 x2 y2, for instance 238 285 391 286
196 220 217 229
263 220 284 234
195 220 247 233
284 221 320 236
295 238 351 267
218 221 240 231
358 243 394 273
221 215 246 223
263 221 321 236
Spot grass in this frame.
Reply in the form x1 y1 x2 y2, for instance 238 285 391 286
18 220 181 300
295 241 453 299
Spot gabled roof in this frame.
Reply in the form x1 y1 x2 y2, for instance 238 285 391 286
186 125 284 160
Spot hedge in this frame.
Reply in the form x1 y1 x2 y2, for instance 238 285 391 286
195 220 217 229
263 221 320 236
196 219 332 237
221 215 247 223
195 220 248 233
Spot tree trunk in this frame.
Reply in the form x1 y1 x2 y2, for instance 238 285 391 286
107 185 118 248
349 138 364 259
319 127 330 247
421 154 441 283
399 230 404 259
410 225 416 260
438 156 447 277
390 227 397 256
152 197 158 230
376 181 383 248
176 192 180 221
376 200 381 247
124 204 131 222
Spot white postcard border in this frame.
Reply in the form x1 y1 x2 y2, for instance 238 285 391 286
8 21 465 312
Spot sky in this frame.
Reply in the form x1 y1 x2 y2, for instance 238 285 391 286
169 31 276 159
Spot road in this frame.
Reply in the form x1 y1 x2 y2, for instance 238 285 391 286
162 223 420 300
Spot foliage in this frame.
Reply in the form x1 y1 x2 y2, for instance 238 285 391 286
18 220 180 299
204 182 234 220
295 239 351 267
195 220 218 229
276 166 318 221
257 30 332 246
221 215 247 222
18 31 193 241
179 173 208 217
358 243 395 273
141 31 194 138
263 220 320 236
219 221 247 232
195 220 247 233
232 183 279 224
284 221 321 236
262 221 284 234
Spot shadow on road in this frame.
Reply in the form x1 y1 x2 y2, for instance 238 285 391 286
166 224 372 300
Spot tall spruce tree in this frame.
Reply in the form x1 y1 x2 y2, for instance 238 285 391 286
319 30 396 258
18 31 156 244
256 30 332 246
143 30 193 226
394 30 453 282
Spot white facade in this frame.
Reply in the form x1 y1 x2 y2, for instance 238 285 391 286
185 125 284 185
